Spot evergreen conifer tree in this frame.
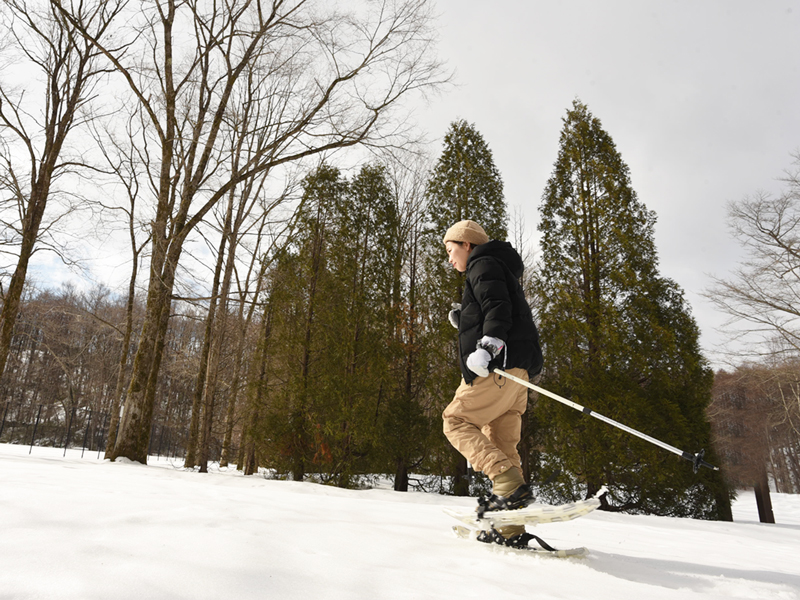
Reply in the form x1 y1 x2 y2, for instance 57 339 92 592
260 163 423 488
535 100 731 518
321 164 400 487
426 119 508 240
263 164 346 481
423 120 509 495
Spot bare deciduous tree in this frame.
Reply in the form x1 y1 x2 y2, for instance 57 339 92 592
706 154 800 360
54 0 446 463
706 156 800 490
90 109 152 456
0 0 123 384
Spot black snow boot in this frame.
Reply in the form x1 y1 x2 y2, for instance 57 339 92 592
476 483 534 519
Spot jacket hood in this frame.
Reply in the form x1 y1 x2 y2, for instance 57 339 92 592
468 240 524 279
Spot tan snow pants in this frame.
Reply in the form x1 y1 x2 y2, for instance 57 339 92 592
442 368 529 481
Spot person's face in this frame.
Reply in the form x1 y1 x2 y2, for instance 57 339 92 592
445 241 472 273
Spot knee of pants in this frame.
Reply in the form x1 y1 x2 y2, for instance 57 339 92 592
442 413 459 437
443 413 475 440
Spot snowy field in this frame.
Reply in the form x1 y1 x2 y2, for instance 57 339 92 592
1 444 799 600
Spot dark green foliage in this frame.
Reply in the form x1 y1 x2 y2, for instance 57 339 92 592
535 100 731 519
423 118 509 334
426 119 508 241
422 120 510 495
253 163 433 488
423 120 509 337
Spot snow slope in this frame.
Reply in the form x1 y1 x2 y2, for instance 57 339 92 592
1 444 799 600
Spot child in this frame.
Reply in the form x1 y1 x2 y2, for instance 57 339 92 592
442 219 543 547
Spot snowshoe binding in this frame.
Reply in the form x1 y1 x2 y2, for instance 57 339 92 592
476 528 558 552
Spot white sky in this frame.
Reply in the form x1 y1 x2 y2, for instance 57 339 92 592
415 0 800 368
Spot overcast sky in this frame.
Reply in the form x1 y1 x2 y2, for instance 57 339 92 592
27 1 799 369
415 0 800 368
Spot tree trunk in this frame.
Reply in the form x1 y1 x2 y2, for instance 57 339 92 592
293 216 326 482
0 189 47 382
185 232 226 468
198 194 240 472
220 308 251 467
394 459 409 492
754 467 775 524
105 249 140 457
197 388 217 473
109 230 179 463
241 301 273 476
221 274 262 468
219 382 239 468
714 484 734 522
452 452 470 496
183 310 215 468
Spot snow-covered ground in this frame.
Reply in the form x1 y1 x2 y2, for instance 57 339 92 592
2 444 799 600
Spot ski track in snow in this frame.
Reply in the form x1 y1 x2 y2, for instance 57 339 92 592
1 444 799 600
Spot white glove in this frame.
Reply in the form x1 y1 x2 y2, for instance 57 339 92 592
466 348 492 378
466 336 505 378
477 335 504 358
448 303 461 329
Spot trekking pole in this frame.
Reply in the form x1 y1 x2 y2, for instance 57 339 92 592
493 368 719 473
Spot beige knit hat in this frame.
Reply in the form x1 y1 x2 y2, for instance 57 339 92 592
443 220 489 246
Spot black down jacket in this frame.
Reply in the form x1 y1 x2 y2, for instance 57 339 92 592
457 240 543 385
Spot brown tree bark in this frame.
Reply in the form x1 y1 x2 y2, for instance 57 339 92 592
754 467 776 524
